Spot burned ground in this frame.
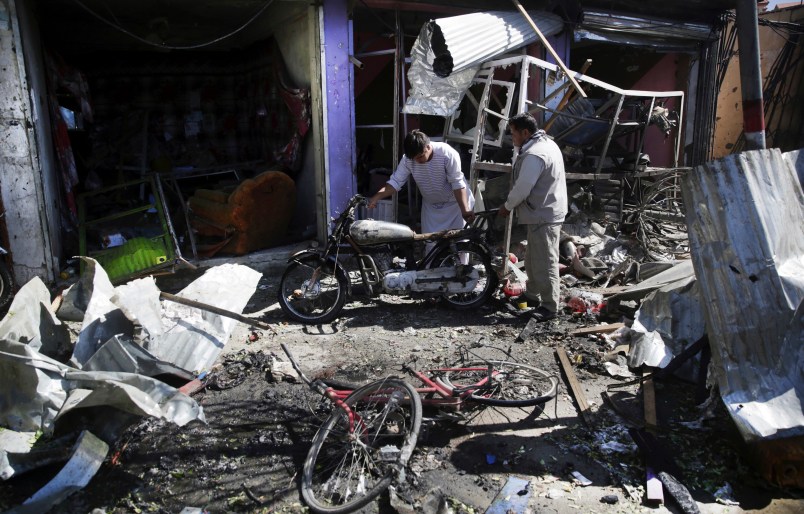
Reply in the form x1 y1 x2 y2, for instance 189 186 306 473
0 275 800 514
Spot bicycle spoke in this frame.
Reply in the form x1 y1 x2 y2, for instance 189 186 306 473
442 361 558 408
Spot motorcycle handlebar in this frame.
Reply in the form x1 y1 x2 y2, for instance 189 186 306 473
465 208 499 229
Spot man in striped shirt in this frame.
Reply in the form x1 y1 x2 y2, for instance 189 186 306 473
368 130 475 236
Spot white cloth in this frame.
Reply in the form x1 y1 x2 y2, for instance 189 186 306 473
387 142 474 233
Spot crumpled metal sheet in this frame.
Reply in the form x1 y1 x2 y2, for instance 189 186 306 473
66 258 261 374
0 277 71 360
9 431 107 514
628 275 706 380
70 258 135 367
83 334 194 381
405 10 563 116
609 259 693 303
0 259 264 434
146 263 262 373
0 337 204 433
682 148 804 441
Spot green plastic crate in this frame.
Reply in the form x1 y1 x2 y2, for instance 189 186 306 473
94 237 170 282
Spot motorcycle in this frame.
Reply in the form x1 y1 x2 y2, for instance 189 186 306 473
278 194 500 324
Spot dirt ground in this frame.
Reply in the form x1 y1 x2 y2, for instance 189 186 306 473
1 270 802 514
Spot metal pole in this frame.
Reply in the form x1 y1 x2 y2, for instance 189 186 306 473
735 0 766 150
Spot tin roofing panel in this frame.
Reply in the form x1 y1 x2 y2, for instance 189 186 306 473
682 148 804 441
428 10 564 77
405 10 563 116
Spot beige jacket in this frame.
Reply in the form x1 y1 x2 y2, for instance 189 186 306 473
504 131 567 224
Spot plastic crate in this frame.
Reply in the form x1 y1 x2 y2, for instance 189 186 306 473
94 237 170 282
359 199 395 222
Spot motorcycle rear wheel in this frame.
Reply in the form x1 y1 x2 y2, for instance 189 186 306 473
433 241 497 309
278 257 348 324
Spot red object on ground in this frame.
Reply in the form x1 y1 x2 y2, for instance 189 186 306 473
503 279 525 297
567 295 605 314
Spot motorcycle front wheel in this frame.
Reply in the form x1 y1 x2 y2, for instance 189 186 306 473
278 257 348 324
433 241 498 309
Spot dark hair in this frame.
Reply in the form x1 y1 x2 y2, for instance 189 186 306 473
508 112 538 133
403 130 430 159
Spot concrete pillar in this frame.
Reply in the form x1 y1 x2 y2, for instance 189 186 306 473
0 0 58 285
318 0 356 221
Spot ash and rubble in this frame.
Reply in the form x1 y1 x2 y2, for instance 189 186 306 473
0 148 802 513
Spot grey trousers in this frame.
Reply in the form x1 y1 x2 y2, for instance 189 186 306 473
524 222 562 313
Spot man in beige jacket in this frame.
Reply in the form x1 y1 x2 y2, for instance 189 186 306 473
499 113 567 321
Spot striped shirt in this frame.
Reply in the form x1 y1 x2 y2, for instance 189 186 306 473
387 142 468 206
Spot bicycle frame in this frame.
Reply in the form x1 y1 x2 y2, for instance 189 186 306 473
281 342 557 514
281 342 496 415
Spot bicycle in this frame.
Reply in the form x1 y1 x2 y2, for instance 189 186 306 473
279 343 558 514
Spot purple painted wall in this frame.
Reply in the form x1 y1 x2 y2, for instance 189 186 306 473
321 0 356 220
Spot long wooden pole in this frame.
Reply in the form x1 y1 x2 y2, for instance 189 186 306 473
543 59 592 132
160 292 277 335
510 0 586 98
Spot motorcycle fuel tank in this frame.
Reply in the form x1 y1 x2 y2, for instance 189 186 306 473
350 219 416 245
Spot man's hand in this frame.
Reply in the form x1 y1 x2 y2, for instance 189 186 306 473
498 206 510 218
462 211 476 224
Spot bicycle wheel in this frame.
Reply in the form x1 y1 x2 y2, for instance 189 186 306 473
441 361 557 407
433 241 498 309
301 378 422 514
278 257 348 324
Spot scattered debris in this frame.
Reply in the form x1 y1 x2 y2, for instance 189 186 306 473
485 476 531 513
570 471 592 487
600 494 619 504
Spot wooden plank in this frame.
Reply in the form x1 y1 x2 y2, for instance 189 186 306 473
570 322 625 336
643 368 658 428
646 466 665 504
511 0 586 98
641 370 664 500
597 285 629 296
556 348 593 427
484 476 531 514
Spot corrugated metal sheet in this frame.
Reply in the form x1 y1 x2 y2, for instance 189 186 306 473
580 10 717 42
405 10 563 116
784 148 804 187
682 148 804 441
428 10 564 77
